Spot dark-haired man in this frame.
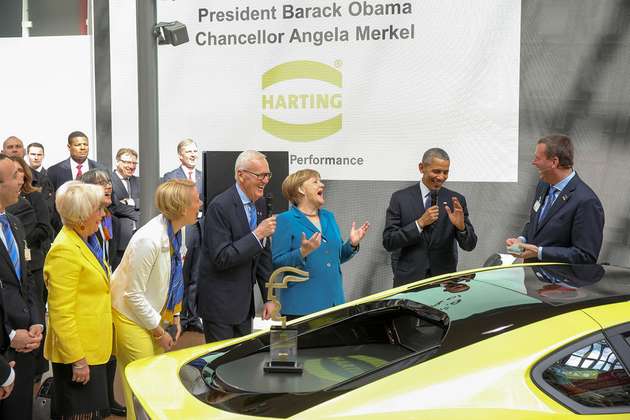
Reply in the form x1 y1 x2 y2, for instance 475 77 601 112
383 148 477 286
506 134 604 263
47 131 107 191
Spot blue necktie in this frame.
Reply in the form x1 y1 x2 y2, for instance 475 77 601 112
424 192 431 210
247 202 257 231
538 187 558 221
0 214 21 281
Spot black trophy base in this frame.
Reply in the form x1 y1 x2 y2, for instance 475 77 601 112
264 360 304 374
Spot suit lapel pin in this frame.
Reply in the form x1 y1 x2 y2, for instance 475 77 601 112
561 194 568 201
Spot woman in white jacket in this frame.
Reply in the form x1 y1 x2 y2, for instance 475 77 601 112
111 179 201 418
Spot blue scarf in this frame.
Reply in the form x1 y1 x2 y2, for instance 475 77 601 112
87 234 107 272
162 221 184 323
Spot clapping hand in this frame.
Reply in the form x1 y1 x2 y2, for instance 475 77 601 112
445 197 465 231
300 232 322 257
350 221 370 247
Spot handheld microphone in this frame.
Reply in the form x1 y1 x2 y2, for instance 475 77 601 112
430 189 439 207
265 193 273 217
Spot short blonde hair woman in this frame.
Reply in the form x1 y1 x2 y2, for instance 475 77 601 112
111 179 201 419
44 181 112 419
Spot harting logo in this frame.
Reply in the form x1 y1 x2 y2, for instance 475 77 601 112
261 60 342 142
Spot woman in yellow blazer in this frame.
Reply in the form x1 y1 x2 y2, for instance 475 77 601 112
44 181 112 419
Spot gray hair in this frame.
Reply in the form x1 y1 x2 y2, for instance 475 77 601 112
234 150 267 180
422 148 450 165
55 181 104 229
79 169 111 185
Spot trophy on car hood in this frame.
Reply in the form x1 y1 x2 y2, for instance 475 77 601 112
263 266 309 373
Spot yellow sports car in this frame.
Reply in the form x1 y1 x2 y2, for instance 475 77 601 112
126 263 630 419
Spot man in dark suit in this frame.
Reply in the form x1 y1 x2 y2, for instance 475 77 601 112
506 134 604 263
46 131 107 191
162 138 203 200
162 139 204 332
0 153 44 419
383 148 477 287
197 150 276 343
0 282 16 401
111 148 140 270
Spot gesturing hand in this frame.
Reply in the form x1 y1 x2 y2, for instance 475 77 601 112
300 232 322 257
445 197 465 231
350 221 370 247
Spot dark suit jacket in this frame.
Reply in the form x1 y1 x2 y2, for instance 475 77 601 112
383 184 477 286
0 214 43 335
197 185 271 325
6 193 53 271
0 283 11 384
110 171 140 250
47 158 106 191
522 174 604 264
162 167 203 201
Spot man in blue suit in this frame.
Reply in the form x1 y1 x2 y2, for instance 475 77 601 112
162 138 203 200
197 150 277 343
383 148 477 287
506 134 604 263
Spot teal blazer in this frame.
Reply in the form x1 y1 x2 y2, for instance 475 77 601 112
272 206 357 315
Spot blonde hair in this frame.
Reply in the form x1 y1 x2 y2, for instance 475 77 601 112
155 179 196 220
282 169 320 206
55 181 104 229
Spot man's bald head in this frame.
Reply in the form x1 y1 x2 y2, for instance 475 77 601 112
2 136 25 158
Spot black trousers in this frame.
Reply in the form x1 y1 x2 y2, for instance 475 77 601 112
202 318 252 343
0 350 36 420
181 222 202 329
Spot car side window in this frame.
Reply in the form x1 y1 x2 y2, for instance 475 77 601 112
541 338 630 409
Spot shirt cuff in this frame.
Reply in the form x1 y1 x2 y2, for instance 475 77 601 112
9 330 15 341
251 231 264 248
518 236 527 243
538 246 543 261
415 220 423 234
1 369 15 388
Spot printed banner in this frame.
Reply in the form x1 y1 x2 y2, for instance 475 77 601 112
157 0 520 181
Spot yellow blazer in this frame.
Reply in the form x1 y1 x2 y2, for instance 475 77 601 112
44 226 113 365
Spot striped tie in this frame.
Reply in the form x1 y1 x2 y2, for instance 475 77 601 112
0 214 21 281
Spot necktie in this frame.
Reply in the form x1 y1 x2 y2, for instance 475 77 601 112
188 171 193 181
247 202 257 231
424 192 431 210
538 187 558 221
0 215 21 281
76 163 83 179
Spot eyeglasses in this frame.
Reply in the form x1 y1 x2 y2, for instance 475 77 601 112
241 169 272 181
120 160 138 165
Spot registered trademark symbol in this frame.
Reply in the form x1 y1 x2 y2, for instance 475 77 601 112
334 60 343 68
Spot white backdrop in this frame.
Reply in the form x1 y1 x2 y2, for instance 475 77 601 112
155 0 521 181
0 36 94 166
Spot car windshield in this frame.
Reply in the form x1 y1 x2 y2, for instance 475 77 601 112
180 264 624 418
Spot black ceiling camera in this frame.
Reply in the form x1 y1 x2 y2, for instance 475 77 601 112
153 21 189 46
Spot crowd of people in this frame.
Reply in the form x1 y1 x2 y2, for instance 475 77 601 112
0 131 604 419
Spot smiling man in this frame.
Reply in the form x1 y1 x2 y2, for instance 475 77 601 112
162 139 203 200
506 134 604 264
383 148 477 286
197 150 277 342
47 131 107 191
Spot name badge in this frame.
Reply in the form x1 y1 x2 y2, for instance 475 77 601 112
24 241 31 261
533 199 541 213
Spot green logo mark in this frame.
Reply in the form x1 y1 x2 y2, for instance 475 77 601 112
262 60 342 142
